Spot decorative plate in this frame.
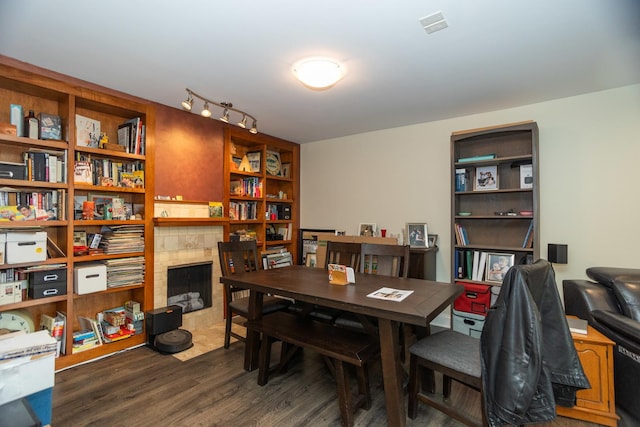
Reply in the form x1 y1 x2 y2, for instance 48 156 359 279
265 151 281 176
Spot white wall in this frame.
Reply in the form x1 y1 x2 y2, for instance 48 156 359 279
300 84 640 289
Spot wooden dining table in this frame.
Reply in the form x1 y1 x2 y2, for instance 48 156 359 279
220 265 463 427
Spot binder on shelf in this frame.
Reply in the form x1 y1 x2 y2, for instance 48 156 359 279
457 154 496 163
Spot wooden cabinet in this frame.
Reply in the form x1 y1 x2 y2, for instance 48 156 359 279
408 247 437 280
450 121 539 286
223 127 299 261
0 58 154 370
557 322 619 426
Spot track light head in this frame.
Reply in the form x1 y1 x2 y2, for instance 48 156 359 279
249 120 258 134
220 108 230 123
237 115 247 128
181 93 193 111
201 102 212 118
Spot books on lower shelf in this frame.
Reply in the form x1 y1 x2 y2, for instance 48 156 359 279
262 250 293 269
454 223 469 246
455 249 488 282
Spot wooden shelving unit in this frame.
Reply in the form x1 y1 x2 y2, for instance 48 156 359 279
223 127 300 261
450 121 539 286
0 58 154 370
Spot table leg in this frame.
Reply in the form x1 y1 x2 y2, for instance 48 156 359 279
378 318 406 427
244 289 263 371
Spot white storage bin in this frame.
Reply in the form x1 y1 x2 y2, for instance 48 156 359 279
6 231 47 264
452 308 486 338
74 263 107 294
0 352 55 406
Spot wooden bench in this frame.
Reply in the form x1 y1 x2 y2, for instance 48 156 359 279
246 311 379 427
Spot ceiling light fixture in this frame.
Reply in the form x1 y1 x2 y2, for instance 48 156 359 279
292 57 345 90
181 89 258 133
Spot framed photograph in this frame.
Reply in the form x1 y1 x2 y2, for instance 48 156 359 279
246 151 261 173
474 165 498 191
359 223 376 237
485 252 515 284
427 234 438 248
406 223 428 247
281 162 291 178
305 252 317 268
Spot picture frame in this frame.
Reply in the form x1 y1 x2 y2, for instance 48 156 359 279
474 165 498 191
427 234 438 248
359 223 376 237
406 223 428 247
245 151 261 173
305 252 317 268
485 252 515 283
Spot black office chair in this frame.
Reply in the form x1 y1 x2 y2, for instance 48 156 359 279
407 260 589 426
217 240 291 348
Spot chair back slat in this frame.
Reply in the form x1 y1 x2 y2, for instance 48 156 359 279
218 240 260 277
360 243 410 277
325 241 362 271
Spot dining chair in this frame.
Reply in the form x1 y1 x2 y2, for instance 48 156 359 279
407 260 588 427
334 243 411 334
217 240 291 348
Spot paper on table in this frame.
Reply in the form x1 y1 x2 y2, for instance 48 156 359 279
367 287 414 302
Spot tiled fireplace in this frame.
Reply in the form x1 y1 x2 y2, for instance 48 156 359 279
154 225 225 332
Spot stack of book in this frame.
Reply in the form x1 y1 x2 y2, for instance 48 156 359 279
0 330 57 360
262 250 293 269
72 317 103 353
99 224 144 254
103 256 145 288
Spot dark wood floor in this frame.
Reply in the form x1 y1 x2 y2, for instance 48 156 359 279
52 341 620 427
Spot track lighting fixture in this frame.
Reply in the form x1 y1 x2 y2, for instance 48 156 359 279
181 89 258 133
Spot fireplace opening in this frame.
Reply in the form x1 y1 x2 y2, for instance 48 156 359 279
167 262 212 313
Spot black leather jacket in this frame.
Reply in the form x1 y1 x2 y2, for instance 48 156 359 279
480 260 590 426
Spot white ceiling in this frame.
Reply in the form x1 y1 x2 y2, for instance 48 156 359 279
1 1 639 144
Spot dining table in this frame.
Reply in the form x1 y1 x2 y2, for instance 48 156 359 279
220 265 463 427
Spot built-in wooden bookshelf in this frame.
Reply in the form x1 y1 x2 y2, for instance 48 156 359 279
451 121 539 286
223 127 299 261
0 56 154 369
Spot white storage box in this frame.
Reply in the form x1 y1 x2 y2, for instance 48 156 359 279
0 281 24 306
452 308 486 338
6 231 47 264
0 232 5 264
0 352 55 406
74 263 107 294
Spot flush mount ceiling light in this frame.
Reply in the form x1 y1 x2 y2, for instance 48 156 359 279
180 88 258 134
292 57 345 90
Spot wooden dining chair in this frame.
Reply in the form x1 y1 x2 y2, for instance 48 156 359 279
325 241 362 272
217 240 291 348
334 243 411 334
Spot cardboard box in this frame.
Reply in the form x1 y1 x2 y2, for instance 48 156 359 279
0 281 23 306
0 352 55 406
74 263 107 294
452 308 485 338
6 231 47 264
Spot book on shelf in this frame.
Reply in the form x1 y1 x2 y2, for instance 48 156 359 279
40 313 65 357
455 168 467 192
522 221 534 248
208 201 223 218
263 251 292 270
73 160 93 184
457 154 496 163
120 170 144 188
